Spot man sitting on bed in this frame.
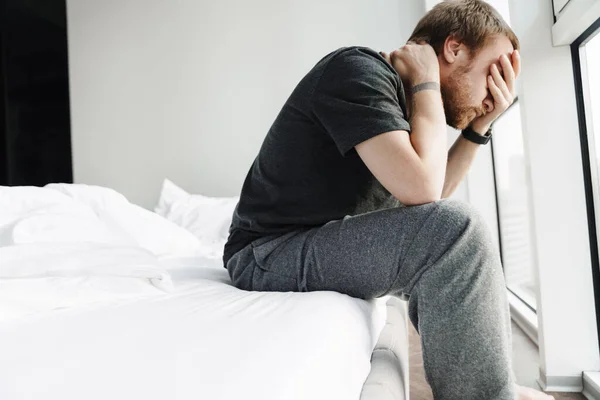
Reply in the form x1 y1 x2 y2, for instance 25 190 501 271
223 1 551 399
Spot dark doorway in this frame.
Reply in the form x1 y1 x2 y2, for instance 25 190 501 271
0 0 73 186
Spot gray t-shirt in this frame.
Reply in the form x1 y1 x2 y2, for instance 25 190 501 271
223 46 411 265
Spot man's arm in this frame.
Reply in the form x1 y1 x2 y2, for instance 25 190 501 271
356 87 448 206
356 43 447 206
442 133 483 199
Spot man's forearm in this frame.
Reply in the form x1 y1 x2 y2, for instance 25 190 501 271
409 86 448 198
441 133 482 199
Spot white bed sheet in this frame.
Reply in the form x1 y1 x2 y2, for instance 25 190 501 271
0 257 388 400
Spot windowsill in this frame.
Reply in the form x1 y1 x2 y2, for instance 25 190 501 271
508 289 538 346
584 371 600 400
509 285 538 311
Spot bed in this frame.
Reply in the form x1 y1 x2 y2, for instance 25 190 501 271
0 183 409 400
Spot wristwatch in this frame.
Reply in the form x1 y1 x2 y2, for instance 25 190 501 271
462 126 492 145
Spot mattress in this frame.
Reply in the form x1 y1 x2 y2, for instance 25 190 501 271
0 184 409 400
361 296 410 400
0 258 393 400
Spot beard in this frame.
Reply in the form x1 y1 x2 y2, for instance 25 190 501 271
440 66 486 130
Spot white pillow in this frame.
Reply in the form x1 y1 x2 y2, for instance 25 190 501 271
155 179 239 258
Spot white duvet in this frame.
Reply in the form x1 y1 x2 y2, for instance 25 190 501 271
0 184 387 400
0 184 204 320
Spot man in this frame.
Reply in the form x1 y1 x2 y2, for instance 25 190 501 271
224 1 552 399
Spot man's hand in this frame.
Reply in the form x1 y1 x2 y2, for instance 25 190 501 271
471 50 521 134
380 43 440 87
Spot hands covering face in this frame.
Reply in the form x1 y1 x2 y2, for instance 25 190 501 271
471 50 521 133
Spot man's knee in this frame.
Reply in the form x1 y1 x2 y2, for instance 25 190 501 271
431 199 507 301
435 198 490 234
432 198 497 258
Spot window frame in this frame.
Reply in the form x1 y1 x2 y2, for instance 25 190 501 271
571 15 600 357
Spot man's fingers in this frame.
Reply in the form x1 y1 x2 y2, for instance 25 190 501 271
500 54 516 95
491 64 512 101
512 49 522 79
488 74 508 110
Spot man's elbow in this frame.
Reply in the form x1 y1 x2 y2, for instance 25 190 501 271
394 184 442 206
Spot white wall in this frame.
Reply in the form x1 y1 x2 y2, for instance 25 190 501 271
67 0 425 208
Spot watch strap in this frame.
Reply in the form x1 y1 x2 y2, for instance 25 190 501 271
462 126 492 145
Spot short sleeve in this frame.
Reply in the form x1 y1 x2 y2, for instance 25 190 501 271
311 49 411 156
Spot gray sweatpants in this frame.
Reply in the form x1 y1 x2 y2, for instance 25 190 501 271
226 199 515 400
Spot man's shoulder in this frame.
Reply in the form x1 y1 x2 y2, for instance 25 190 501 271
317 46 398 80
322 46 387 67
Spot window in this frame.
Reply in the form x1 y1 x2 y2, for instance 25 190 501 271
492 100 538 310
573 17 600 354
579 29 600 222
